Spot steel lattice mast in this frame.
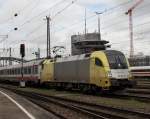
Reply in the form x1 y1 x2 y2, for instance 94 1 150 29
125 0 144 58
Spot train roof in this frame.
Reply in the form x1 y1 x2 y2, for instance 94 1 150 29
0 59 44 70
130 66 150 70
103 50 124 55
55 53 90 63
55 50 125 63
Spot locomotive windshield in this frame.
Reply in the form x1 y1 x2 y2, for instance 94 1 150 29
104 50 128 69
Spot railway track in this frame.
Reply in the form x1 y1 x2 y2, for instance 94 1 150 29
135 85 150 89
0 85 150 119
0 86 124 119
111 93 150 103
127 88 150 94
132 79 150 89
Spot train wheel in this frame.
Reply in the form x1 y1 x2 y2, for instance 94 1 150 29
80 85 89 93
90 85 97 94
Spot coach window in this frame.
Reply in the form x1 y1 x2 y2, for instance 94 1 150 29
28 67 31 74
13 69 15 75
7 70 8 75
24 67 27 74
9 70 10 75
24 68 25 74
12 69 14 75
32 67 34 74
14 69 17 74
17 68 19 74
26 67 28 74
16 69 18 74
10 69 12 75
35 66 38 74
18 68 20 74
95 58 103 67
14 69 16 74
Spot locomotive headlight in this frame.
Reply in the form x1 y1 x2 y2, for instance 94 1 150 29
128 71 132 78
107 71 112 78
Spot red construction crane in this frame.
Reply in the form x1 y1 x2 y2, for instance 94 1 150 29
125 0 144 58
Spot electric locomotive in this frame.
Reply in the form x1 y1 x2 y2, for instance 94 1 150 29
0 50 136 92
41 50 136 91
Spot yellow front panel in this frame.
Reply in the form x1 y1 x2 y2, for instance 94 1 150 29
90 51 111 88
41 60 54 82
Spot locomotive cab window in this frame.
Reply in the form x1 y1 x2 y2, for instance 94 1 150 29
95 58 103 66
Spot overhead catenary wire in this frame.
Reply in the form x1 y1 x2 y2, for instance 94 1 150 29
5 0 68 35
26 0 77 37
0 0 40 25
7 0 133 39
4 0 136 39
37 0 149 36
2 0 150 57
22 7 150 52
7 0 78 45
1 0 70 45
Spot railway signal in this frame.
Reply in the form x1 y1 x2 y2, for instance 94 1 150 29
20 44 25 57
20 44 25 87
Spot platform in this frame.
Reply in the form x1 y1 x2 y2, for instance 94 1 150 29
0 88 59 119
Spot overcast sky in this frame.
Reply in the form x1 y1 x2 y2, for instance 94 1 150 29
0 0 149 59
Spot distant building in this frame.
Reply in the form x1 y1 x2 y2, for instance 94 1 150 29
129 55 150 66
71 32 110 55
